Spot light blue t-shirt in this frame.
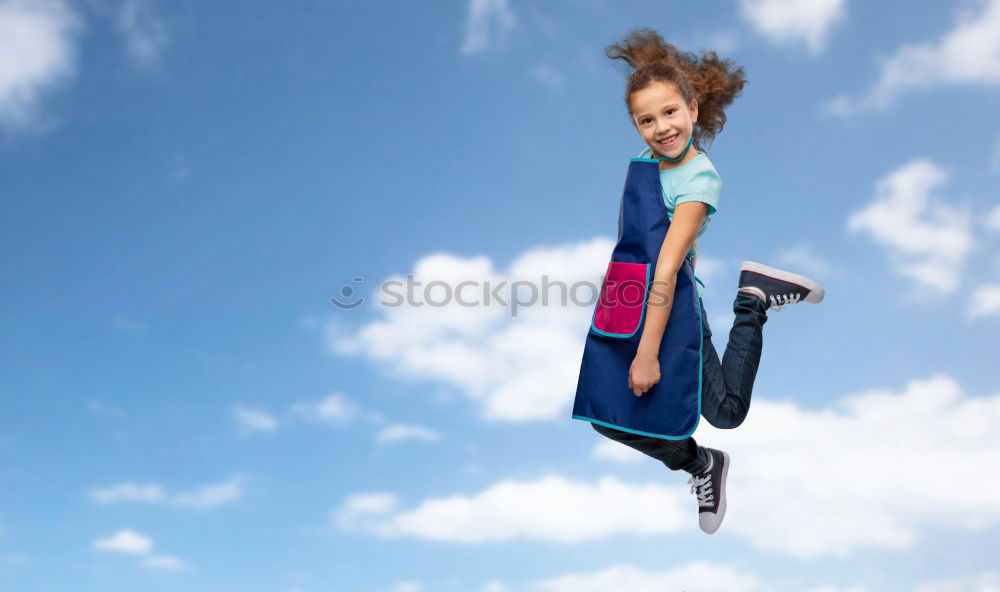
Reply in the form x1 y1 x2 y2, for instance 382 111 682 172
636 147 721 263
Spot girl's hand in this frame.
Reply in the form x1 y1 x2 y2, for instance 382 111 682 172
628 353 660 397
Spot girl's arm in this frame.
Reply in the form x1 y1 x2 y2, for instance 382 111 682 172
628 201 706 394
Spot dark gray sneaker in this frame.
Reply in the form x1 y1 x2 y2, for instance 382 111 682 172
738 261 825 311
688 447 729 534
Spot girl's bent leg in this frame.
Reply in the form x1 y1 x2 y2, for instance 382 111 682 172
591 422 710 474
700 290 768 429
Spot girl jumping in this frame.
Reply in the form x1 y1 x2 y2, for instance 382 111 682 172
572 28 825 535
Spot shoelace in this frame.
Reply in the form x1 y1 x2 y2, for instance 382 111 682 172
768 292 802 312
687 474 715 507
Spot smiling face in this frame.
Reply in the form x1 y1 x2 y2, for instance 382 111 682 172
630 80 699 168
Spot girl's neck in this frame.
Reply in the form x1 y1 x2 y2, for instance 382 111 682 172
658 148 702 171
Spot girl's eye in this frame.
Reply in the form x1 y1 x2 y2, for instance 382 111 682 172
665 109 675 115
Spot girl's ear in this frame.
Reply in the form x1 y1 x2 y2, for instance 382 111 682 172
690 99 699 124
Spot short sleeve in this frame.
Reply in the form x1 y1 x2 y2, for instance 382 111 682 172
675 167 720 217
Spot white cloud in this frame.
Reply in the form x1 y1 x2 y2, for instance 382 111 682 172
460 0 516 56
333 474 689 543
237 393 366 433
234 406 279 434
703 30 742 54
847 159 972 294
738 0 846 54
481 581 512 592
91 529 152 554
492 565 864 592
915 571 1000 592
530 64 564 91
985 204 1000 231
87 399 125 417
111 315 145 332
115 0 168 66
91 528 187 570
590 439 642 464
693 253 728 286
0 0 81 131
336 492 399 521
0 553 30 565
775 242 833 277
991 134 1000 172
291 392 358 425
392 582 424 592
529 561 765 592
171 151 189 180
693 374 1000 557
326 238 614 422
170 477 243 509
969 284 1000 317
334 375 1000 558
140 554 186 571
88 477 243 509
375 423 441 444
827 0 1000 113
89 483 165 505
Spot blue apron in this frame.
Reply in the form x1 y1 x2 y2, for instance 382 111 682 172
571 157 705 440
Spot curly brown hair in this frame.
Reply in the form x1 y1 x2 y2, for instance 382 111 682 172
605 28 748 152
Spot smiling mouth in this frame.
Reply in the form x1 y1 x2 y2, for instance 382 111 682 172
658 134 679 146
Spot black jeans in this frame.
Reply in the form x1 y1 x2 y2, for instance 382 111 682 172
591 290 768 474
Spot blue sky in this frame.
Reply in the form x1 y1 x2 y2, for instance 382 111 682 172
2 0 1000 590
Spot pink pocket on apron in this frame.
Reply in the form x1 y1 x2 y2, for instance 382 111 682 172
590 261 651 338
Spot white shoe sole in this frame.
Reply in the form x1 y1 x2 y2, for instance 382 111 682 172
740 261 825 304
700 450 729 535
